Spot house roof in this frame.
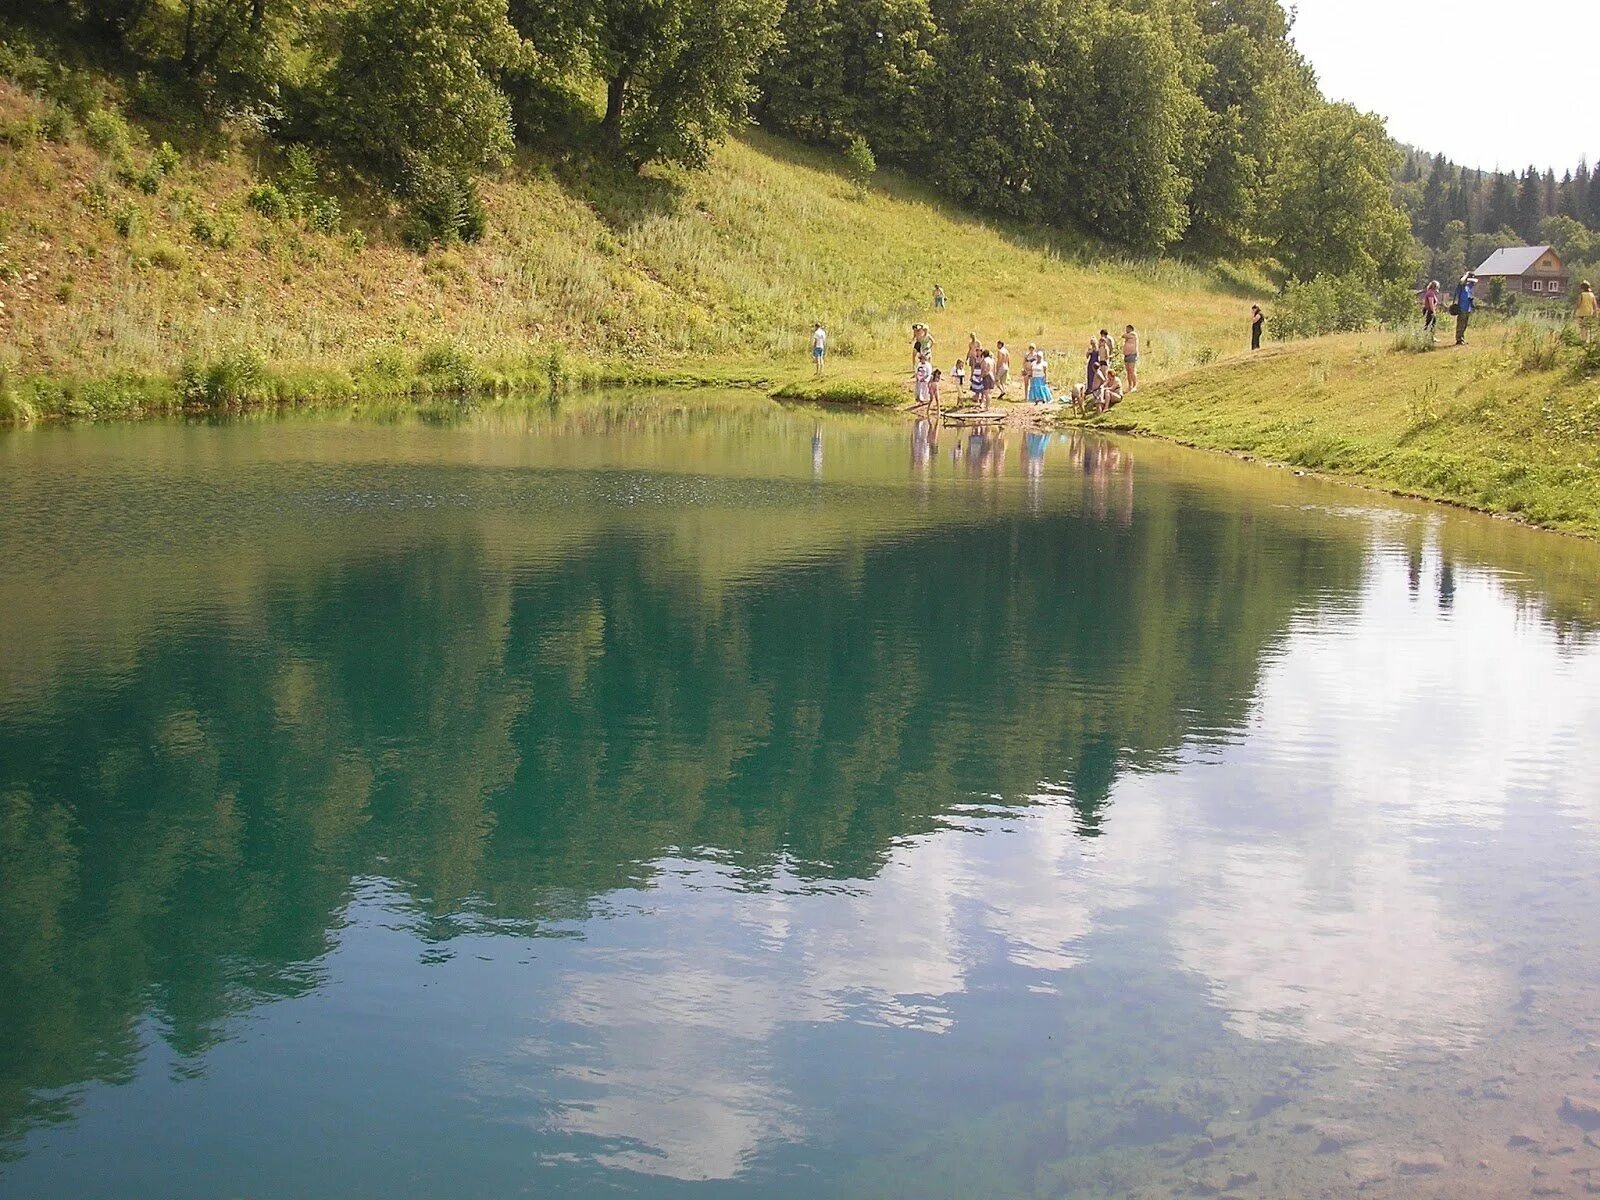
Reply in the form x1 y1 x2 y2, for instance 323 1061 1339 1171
1473 245 1557 277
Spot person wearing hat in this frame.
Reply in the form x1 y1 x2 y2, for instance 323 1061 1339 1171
1454 272 1477 346
1576 281 1597 343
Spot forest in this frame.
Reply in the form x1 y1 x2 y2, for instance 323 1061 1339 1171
1397 149 1600 301
15 0 1415 282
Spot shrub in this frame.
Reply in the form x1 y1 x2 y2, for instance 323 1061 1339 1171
0 370 38 424
143 241 186 271
190 211 238 248
1270 273 1404 340
402 159 488 246
308 197 341 234
112 204 141 238
40 104 73 141
365 346 408 379
83 108 133 158
153 141 181 176
416 342 481 393
280 144 318 214
180 348 267 407
1 114 44 147
844 134 876 192
247 184 290 220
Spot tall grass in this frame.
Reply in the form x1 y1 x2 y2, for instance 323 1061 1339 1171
1 64 1251 420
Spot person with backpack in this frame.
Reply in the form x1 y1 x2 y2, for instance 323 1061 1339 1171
1452 272 1477 346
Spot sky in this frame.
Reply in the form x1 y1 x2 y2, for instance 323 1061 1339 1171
1286 0 1600 172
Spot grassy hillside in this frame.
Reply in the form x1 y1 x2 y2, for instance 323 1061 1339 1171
0 68 1259 421
1100 323 1600 537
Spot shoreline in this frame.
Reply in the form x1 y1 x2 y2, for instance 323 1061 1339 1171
6 336 1598 544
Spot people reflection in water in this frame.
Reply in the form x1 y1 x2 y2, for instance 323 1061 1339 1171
1438 559 1456 612
1053 432 1134 524
811 424 823 480
912 418 935 471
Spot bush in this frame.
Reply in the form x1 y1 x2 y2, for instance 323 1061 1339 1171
280 144 317 214
416 342 481 393
402 158 488 246
247 184 290 220
190 211 238 248
180 348 267 407
1270 273 1402 340
40 104 73 141
143 241 186 271
83 108 133 158
112 204 141 238
844 134 876 192
153 141 181 176
308 197 341 234
0 116 42 148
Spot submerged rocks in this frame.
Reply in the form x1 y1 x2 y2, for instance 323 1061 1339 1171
1313 1122 1369 1154
1395 1152 1447 1175
1564 1096 1600 1130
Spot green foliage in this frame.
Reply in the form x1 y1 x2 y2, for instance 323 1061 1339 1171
153 141 181 176
400 159 486 246
83 108 133 158
1267 104 1414 284
320 0 519 180
111 202 141 238
1268 273 1414 341
843 134 875 191
246 183 290 220
307 197 341 235
190 209 238 248
416 342 483 393
582 0 784 170
179 348 267 407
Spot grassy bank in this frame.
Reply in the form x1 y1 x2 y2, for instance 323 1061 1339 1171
0 55 1261 423
1097 320 1600 537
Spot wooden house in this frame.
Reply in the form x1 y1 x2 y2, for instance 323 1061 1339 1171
1472 245 1570 298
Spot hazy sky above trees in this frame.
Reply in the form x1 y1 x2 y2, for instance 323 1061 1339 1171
1288 0 1600 170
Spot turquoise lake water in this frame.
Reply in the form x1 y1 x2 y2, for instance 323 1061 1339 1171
3 394 1600 1199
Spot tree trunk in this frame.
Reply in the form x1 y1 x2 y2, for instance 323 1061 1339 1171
602 70 629 147
181 0 198 70
250 0 265 35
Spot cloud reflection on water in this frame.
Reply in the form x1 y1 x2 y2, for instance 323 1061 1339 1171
524 543 1600 1181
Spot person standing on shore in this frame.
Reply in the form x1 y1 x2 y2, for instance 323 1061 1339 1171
912 323 934 372
1250 305 1264 351
1122 325 1139 391
1576 281 1598 342
1454 272 1476 346
1086 338 1101 394
1026 344 1053 404
995 341 1011 398
1422 280 1441 341
934 284 946 310
812 323 827 372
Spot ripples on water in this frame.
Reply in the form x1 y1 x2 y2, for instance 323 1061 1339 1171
2 397 1600 1199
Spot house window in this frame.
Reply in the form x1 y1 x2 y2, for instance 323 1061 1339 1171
1530 280 1544 292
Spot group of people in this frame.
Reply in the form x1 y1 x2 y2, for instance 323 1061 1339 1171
1418 273 1478 345
909 317 1141 414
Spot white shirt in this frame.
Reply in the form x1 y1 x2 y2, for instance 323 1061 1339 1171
812 328 827 351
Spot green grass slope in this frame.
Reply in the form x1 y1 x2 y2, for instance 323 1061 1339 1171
1100 324 1600 537
0 71 1260 419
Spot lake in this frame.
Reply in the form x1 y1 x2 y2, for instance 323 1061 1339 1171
3 393 1600 1200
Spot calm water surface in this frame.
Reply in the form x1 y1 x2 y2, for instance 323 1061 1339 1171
4 394 1600 1199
